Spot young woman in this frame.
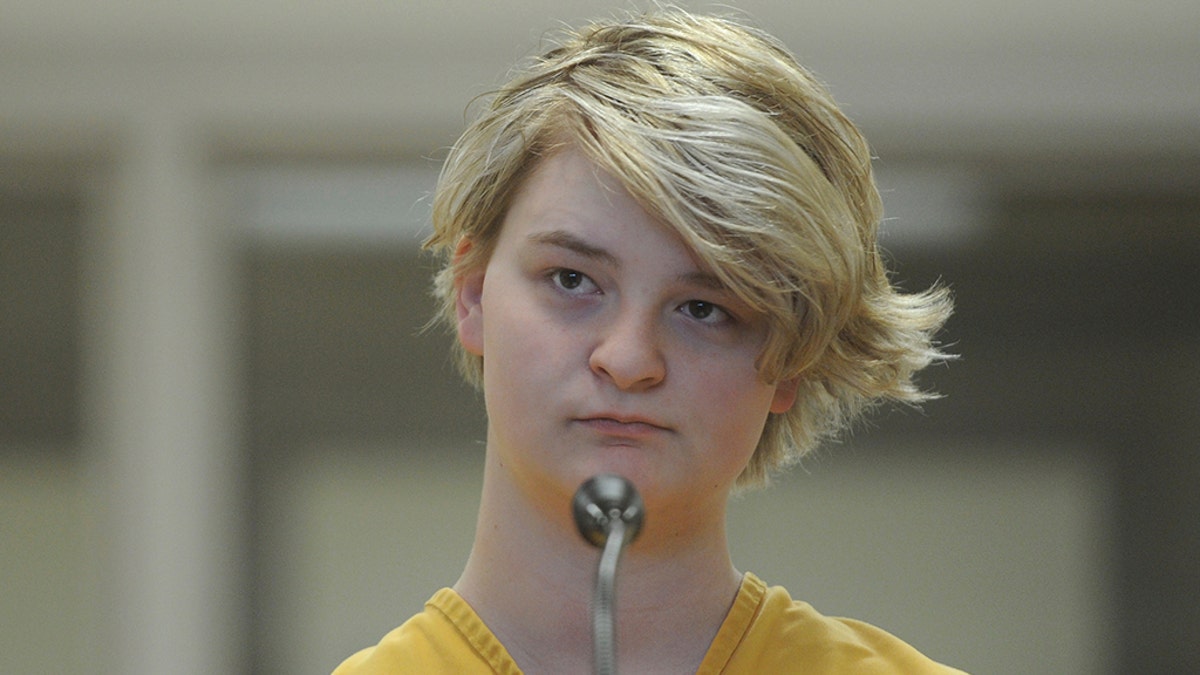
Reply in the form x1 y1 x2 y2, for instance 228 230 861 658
336 9 960 674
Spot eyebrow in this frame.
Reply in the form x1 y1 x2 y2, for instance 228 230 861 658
527 230 619 267
527 229 729 292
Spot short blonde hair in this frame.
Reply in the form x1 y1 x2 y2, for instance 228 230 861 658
426 9 953 487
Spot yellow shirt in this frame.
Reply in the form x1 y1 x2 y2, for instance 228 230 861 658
333 572 967 674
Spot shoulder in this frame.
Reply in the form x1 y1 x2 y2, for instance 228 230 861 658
705 573 968 675
331 588 521 675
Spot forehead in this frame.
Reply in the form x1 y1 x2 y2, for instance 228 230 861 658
500 148 711 268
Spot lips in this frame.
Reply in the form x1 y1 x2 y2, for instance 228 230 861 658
576 414 671 438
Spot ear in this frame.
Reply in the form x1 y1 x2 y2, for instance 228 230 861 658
769 377 800 415
453 238 486 357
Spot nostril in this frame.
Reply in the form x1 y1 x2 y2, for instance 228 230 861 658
588 326 666 391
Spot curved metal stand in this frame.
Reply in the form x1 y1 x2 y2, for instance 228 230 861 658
572 475 644 675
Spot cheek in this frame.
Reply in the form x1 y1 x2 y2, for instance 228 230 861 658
682 360 775 441
483 292 542 357
479 294 571 394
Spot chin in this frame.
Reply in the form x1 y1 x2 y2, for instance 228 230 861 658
574 447 661 484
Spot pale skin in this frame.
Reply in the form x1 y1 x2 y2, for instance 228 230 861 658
452 147 799 674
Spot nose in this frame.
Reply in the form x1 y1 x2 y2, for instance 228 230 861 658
588 308 666 392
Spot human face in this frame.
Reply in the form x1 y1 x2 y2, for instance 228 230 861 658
455 148 797 522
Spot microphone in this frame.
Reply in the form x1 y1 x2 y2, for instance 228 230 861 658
572 474 645 675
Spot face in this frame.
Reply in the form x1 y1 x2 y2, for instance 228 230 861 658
455 148 797 527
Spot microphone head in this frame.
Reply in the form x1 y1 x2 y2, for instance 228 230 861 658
572 474 645 548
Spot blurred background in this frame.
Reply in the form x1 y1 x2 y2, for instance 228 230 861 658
1 1 1197 673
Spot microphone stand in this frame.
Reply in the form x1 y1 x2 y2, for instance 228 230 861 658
572 475 645 675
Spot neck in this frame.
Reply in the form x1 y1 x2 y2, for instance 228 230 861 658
453 455 742 674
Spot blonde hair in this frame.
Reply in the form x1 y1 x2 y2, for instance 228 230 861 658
425 9 953 487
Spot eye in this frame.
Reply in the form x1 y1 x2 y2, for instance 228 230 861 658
556 269 584 289
680 300 730 324
549 268 598 294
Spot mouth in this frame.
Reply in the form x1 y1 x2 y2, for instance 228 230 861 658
576 414 671 438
